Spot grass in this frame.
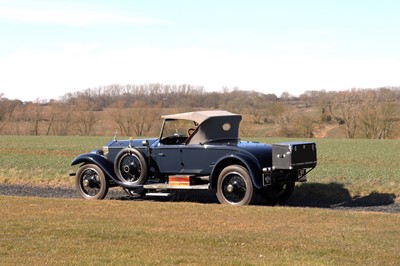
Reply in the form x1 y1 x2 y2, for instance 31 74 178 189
0 136 109 186
1 196 399 265
1 136 399 265
0 136 399 197
250 137 400 197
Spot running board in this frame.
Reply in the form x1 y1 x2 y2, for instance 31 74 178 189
143 184 209 190
146 192 172 197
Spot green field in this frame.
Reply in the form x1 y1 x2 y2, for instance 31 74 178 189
0 136 399 197
0 136 400 265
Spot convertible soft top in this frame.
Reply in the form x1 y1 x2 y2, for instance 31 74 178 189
161 110 241 124
162 110 242 144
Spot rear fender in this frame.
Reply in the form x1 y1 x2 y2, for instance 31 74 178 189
71 153 143 189
209 154 263 191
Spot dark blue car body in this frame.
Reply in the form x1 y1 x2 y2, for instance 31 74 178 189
71 110 316 205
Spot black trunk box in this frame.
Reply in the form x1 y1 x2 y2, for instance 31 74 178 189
272 142 317 170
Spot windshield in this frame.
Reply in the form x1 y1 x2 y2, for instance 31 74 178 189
160 119 198 144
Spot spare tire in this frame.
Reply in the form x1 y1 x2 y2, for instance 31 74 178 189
114 148 148 185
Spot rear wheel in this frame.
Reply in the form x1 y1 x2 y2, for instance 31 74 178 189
76 164 109 200
216 165 254 206
259 182 295 205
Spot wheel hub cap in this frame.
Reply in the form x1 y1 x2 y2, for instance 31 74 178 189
123 165 130 173
83 179 89 187
227 184 234 193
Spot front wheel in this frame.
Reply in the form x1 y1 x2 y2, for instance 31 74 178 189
216 165 254 206
75 164 109 200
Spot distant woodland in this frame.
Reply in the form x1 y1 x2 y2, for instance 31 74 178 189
1 84 400 139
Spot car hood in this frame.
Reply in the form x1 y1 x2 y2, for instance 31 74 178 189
104 138 158 148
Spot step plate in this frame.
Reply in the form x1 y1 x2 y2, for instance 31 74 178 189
145 192 172 197
143 183 209 190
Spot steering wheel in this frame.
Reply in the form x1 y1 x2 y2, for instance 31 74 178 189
187 128 195 136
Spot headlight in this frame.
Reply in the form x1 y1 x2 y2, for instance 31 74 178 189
102 146 109 157
91 149 104 156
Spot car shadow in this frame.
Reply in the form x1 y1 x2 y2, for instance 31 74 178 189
113 189 220 204
285 182 353 208
287 182 396 208
330 192 396 207
112 182 396 209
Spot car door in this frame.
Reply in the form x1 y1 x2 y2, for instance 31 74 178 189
153 143 184 174
154 143 225 175
180 144 229 175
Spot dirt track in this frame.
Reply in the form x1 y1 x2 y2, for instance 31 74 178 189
1 184 399 213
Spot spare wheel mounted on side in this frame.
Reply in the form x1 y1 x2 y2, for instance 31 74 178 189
114 148 148 186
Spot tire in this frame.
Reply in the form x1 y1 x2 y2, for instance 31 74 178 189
114 148 148 185
216 165 254 206
259 182 295 206
75 164 109 200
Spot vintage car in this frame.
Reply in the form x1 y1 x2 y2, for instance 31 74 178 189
70 110 317 205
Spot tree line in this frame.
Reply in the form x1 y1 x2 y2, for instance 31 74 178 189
1 85 399 139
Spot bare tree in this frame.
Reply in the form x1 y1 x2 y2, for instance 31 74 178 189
75 111 99 136
24 101 44 135
73 99 100 136
280 91 291 100
358 91 380 139
378 102 397 139
44 101 58 135
46 103 74 135
276 109 317 138
355 90 397 139
330 91 361 139
239 115 256 137
108 107 134 136
57 110 74 135
315 91 334 123
4 85 400 138
0 96 22 134
131 106 160 136
108 100 161 136
248 104 270 124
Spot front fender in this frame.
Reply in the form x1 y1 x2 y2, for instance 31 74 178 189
71 153 143 189
71 153 117 179
210 153 263 191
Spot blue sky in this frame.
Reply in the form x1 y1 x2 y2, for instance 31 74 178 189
0 0 399 101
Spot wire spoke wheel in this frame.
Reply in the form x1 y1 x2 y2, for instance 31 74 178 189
221 173 247 203
216 165 254 206
81 169 100 196
118 153 142 183
76 164 108 200
114 148 148 185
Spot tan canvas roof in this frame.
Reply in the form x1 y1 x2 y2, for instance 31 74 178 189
161 110 240 124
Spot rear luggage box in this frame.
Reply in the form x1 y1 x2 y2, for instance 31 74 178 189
272 142 317 170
